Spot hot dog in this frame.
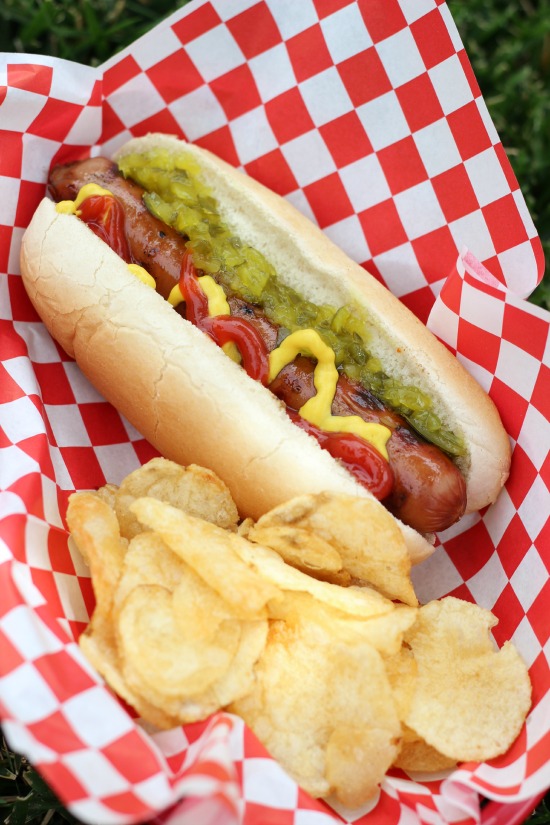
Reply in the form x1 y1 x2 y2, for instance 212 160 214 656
20 133 511 562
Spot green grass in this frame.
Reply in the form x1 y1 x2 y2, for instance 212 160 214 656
0 735 79 825
0 1 548 823
0 0 190 66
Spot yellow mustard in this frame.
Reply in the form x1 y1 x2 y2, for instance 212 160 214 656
198 276 240 363
167 282 184 308
197 275 230 316
269 329 391 459
55 183 114 215
127 264 156 289
168 276 241 363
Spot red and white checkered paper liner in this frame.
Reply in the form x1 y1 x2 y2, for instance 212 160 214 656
1 1 549 823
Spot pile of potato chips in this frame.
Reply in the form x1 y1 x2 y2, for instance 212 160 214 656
67 458 532 809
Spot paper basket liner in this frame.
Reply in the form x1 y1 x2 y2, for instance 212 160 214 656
0 1 549 824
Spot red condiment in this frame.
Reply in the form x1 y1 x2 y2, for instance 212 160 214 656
178 252 269 385
202 316 270 386
287 409 394 500
78 195 131 262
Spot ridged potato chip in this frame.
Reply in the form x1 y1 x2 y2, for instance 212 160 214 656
248 492 417 606
130 497 282 619
67 458 531 806
230 619 401 807
115 457 239 539
403 597 532 762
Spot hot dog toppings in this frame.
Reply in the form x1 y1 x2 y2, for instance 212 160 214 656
54 183 392 457
175 249 268 383
49 157 468 533
57 183 130 259
57 183 156 288
269 329 391 460
117 148 466 459
287 410 395 501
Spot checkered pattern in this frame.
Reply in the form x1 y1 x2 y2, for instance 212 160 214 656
97 0 543 321
0 2 549 824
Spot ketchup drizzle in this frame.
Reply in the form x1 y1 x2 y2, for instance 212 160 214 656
180 252 393 498
177 251 270 386
78 195 131 262
202 316 270 386
287 410 394 500
177 251 209 324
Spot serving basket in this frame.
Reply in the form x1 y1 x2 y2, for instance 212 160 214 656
0 2 549 823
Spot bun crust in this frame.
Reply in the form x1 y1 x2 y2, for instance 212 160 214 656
20 134 511 562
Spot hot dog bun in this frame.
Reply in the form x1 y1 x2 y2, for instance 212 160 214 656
20 134 511 563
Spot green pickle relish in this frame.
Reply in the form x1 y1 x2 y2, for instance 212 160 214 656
118 149 465 457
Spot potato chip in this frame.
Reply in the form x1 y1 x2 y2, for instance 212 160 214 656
79 613 180 731
251 493 417 606
307 568 353 587
147 618 268 724
115 458 239 539
95 483 119 509
130 497 281 619
393 725 457 773
70 493 187 730
171 567 246 642
403 597 532 762
269 591 416 657
325 725 399 809
230 619 401 806
235 540 393 618
384 645 417 721
113 531 187 616
117 582 267 724
67 459 531 800
70 483 271 727
173 618 268 721
248 522 343 576
117 584 240 699
66 493 126 617
202 619 268 709
237 517 255 538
